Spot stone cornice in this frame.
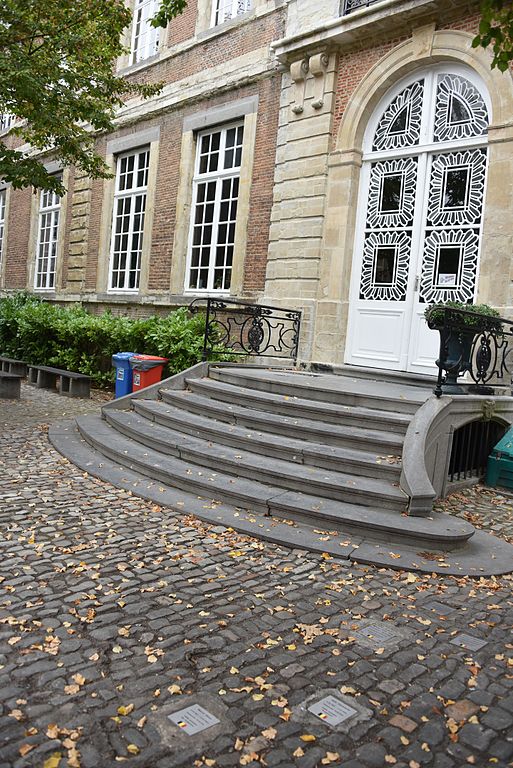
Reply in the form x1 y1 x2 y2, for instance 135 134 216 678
271 0 479 64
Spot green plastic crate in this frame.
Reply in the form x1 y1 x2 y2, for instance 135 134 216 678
486 426 513 489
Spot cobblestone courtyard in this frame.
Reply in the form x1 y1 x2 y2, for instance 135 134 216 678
0 386 512 768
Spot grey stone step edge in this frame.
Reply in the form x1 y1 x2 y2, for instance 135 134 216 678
81 414 406 512
158 389 405 454
186 376 412 434
48 420 513 576
209 367 423 415
130 398 402 480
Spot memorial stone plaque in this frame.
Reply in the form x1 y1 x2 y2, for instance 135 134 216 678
450 633 487 652
354 622 400 646
168 704 220 735
308 695 358 727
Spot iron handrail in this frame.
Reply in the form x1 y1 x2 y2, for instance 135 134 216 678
188 297 302 362
426 306 512 397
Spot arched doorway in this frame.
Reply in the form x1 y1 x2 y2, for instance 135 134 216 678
345 65 491 373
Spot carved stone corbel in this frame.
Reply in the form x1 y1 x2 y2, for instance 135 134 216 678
290 58 309 115
309 52 329 110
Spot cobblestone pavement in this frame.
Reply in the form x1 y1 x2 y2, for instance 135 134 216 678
0 386 512 768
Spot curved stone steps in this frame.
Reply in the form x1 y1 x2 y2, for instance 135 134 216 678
52 419 513 576
89 411 407 511
73 414 475 548
185 376 412 434
270 491 474 546
209 366 426 414
132 399 402 480
159 389 404 454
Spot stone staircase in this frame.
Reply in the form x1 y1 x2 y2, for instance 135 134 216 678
51 364 513 575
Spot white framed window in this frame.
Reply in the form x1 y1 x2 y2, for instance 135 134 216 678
34 184 61 290
186 122 244 292
0 113 14 132
0 190 6 274
108 148 150 292
131 0 160 64
211 0 251 27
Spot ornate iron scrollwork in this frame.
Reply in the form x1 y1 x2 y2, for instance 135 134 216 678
426 306 511 397
189 298 302 362
342 0 381 14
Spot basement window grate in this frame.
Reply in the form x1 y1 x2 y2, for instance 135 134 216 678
448 419 505 483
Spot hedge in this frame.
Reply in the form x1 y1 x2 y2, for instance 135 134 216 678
0 293 232 387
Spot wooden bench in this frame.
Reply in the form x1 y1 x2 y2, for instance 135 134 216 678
27 365 91 398
0 371 22 399
0 356 28 377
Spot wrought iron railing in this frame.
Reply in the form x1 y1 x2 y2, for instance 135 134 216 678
448 419 505 483
342 0 382 14
189 297 302 362
426 306 512 398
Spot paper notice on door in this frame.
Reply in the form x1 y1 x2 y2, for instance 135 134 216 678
438 273 457 286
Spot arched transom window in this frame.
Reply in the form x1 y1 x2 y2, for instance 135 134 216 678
347 66 491 373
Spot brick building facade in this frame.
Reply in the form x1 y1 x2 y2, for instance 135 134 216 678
1 0 513 373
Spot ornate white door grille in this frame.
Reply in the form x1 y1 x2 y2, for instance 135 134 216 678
346 67 490 373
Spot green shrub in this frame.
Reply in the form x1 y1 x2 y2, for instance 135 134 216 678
0 294 235 388
425 300 502 331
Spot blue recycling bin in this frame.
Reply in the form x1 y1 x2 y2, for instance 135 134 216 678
112 352 136 398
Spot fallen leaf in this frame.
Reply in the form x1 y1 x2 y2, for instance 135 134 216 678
127 745 139 755
168 684 182 695
322 752 340 764
293 747 304 757
44 755 62 768
67 748 81 768
300 734 316 742
19 744 35 756
118 704 134 716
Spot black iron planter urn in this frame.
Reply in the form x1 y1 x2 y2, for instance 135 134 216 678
425 302 503 396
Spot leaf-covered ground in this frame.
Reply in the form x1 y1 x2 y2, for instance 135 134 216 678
0 386 512 768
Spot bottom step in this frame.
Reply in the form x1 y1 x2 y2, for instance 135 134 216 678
49 421 513 577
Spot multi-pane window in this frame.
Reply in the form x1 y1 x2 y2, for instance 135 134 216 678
187 123 244 292
0 114 14 132
34 183 61 290
212 0 251 27
131 0 160 64
108 148 150 291
0 190 6 273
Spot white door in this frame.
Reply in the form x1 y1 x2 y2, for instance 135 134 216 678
345 67 490 374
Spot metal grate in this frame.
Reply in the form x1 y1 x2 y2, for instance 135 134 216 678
448 419 505 482
342 0 382 14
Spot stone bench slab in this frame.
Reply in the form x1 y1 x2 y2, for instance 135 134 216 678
0 371 22 399
27 365 91 398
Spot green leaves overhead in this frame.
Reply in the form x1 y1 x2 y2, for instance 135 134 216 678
0 0 187 193
473 0 513 72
